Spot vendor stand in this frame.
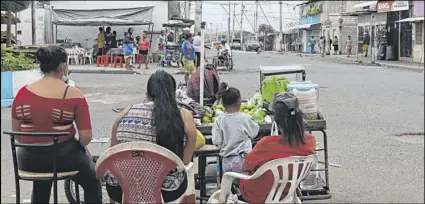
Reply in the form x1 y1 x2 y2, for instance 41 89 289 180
195 64 331 201
160 20 194 68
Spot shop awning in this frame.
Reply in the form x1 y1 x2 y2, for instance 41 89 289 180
288 23 320 32
352 1 377 13
396 16 424 23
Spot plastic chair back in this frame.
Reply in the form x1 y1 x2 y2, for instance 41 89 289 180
252 155 318 203
96 142 187 203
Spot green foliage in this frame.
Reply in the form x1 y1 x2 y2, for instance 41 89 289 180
1 46 36 72
306 7 322 16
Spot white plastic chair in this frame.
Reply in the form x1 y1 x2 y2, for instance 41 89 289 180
82 48 94 64
96 142 196 203
66 49 79 65
207 155 318 204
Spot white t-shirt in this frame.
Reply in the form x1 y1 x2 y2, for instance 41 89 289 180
193 35 202 52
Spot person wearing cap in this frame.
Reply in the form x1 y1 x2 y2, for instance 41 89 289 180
238 92 317 203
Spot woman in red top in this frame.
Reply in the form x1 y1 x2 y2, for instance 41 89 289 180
138 31 150 69
11 46 102 203
239 92 316 203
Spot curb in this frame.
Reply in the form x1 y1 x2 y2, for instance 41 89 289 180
271 52 423 73
69 69 136 74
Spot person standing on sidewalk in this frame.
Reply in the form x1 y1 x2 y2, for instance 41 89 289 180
181 33 196 83
138 31 150 70
319 36 325 57
345 35 353 58
363 32 370 57
193 32 202 68
97 27 105 57
309 36 316 54
332 36 339 55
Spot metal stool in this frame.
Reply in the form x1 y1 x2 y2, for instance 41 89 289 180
3 131 80 204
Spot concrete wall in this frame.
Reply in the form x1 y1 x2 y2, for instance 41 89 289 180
1 69 42 108
412 22 424 63
1 7 48 45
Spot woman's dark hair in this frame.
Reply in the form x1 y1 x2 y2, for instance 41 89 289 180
98 27 103 32
128 27 133 34
217 82 241 109
273 92 305 147
147 70 185 158
35 46 67 74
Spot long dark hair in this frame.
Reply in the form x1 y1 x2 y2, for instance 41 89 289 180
217 82 241 109
147 70 185 158
273 92 305 147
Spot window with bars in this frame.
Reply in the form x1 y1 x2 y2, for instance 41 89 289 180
415 22 423 45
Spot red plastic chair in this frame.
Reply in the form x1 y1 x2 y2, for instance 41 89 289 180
96 142 195 204
113 56 123 68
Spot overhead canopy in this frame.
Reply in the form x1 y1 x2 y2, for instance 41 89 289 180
396 16 424 23
287 23 321 32
352 1 377 13
1 12 21 24
52 6 154 26
1 1 30 12
162 20 193 28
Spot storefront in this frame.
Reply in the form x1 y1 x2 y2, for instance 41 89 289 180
401 1 424 63
376 1 411 61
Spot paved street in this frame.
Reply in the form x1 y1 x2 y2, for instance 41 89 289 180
1 51 424 203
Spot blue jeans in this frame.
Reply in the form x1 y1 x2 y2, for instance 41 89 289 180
310 45 315 53
216 155 245 175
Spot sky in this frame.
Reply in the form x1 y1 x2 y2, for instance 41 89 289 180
198 1 304 33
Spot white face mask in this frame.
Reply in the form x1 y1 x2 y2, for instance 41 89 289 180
62 75 69 83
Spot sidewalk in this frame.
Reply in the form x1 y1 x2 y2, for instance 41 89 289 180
273 51 424 72
69 63 231 75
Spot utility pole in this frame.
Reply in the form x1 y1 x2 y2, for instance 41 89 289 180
279 0 283 52
228 1 231 42
232 3 236 41
184 0 190 19
6 10 12 47
240 1 244 50
31 1 36 45
255 0 258 40
194 1 202 34
325 0 330 55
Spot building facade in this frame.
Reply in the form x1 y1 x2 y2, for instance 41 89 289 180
295 1 322 53
321 1 358 55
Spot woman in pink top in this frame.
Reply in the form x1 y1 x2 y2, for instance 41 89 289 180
138 31 150 69
345 35 353 57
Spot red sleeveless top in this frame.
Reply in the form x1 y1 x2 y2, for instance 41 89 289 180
11 86 92 143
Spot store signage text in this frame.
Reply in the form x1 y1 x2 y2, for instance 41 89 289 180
377 1 409 13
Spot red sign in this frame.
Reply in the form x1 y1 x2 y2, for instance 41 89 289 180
377 1 409 13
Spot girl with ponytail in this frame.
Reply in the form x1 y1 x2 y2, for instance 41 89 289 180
107 70 197 203
238 92 317 203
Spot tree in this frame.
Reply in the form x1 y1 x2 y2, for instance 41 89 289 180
258 24 275 35
258 24 275 51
